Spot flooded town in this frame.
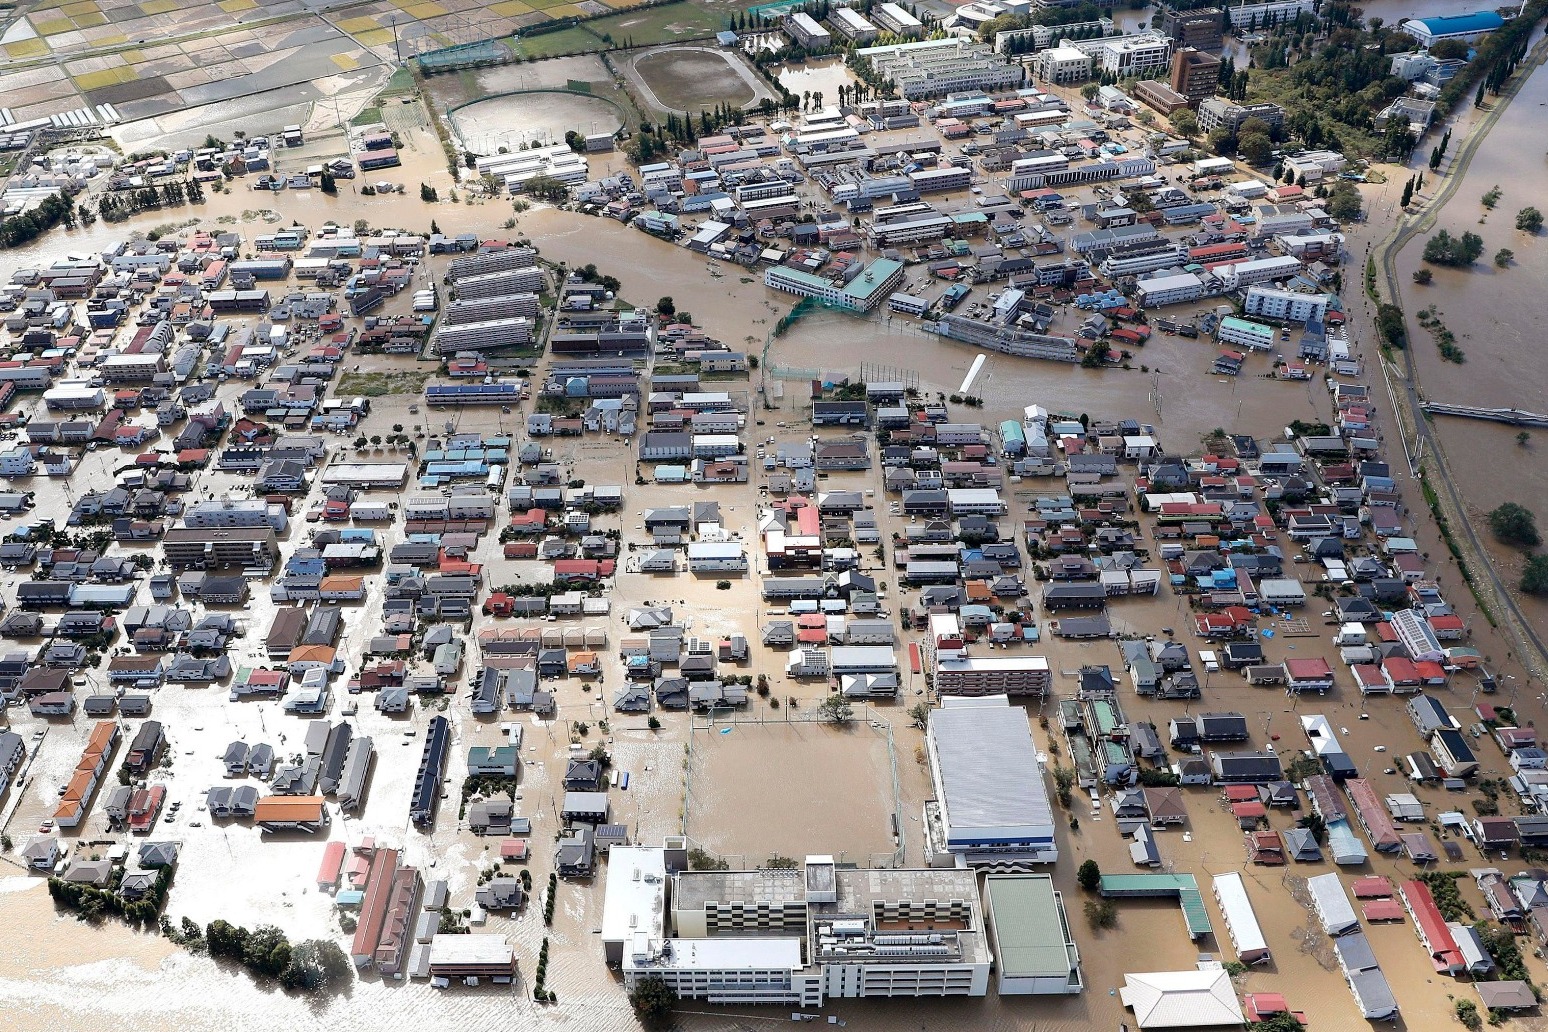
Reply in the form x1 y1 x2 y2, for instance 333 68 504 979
0 1 1547 1032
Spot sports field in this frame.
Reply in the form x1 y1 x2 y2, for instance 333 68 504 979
635 48 755 111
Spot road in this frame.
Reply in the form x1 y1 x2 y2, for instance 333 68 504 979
1369 32 1548 683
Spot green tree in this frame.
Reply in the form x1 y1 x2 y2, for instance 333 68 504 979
1422 229 1485 266
1517 206 1543 233
629 975 679 1025
1523 554 1548 596
655 296 676 316
1081 83 1100 101
1077 859 1102 892
818 693 854 723
1488 502 1541 547
1495 248 1514 267
1206 127 1236 155
1400 178 1413 208
1170 109 1198 137
419 182 438 202
319 170 337 195
242 924 291 979
279 939 352 991
1237 132 1272 165
1412 268 1433 285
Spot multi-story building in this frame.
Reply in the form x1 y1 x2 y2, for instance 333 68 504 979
925 696 1058 866
1217 316 1276 351
603 846 991 1007
1135 271 1206 307
1244 285 1329 323
785 12 832 49
162 527 281 571
1160 6 1224 49
873 2 924 38
1225 0 1315 29
829 7 878 43
183 498 289 532
1196 97 1286 135
1170 47 1221 105
432 318 534 355
1034 45 1093 85
856 39 1022 99
764 258 905 312
1065 33 1173 77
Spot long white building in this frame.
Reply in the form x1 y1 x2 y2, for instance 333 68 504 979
1213 872 1270 965
1244 285 1329 323
856 38 1022 99
926 695 1057 867
604 846 990 1007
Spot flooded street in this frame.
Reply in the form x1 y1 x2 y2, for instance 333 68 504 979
4 48 1548 1030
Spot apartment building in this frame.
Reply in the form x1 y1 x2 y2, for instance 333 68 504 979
162 527 281 571
432 317 534 355
829 7 879 43
1244 285 1329 323
1034 46 1093 85
1160 6 1224 49
183 498 288 532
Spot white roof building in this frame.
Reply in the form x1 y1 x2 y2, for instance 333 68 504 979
1119 966 1246 1029
926 696 1056 866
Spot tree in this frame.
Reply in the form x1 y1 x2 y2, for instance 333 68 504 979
1488 502 1541 547
1422 229 1485 266
1237 132 1271 165
205 919 249 960
1494 248 1514 267
419 183 438 202
1517 206 1543 233
818 693 854 723
319 170 336 195
1206 127 1236 155
1523 554 1548 596
655 296 675 316
1400 177 1413 208
1077 859 1102 892
629 976 678 1024
1517 431 1532 447
1170 109 1198 138
908 701 930 727
243 924 291 979
279 940 352 991
1412 268 1433 285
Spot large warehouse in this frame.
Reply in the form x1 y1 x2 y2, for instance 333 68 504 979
924 695 1057 867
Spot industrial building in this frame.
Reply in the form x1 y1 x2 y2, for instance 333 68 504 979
925 696 1057 867
982 873 1082 994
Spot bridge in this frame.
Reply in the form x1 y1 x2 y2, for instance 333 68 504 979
1420 404 1548 429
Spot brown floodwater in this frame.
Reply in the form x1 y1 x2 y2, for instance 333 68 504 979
5 70 1548 1030
1389 38 1548 633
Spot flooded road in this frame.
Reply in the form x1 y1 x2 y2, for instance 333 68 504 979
1390 28 1548 632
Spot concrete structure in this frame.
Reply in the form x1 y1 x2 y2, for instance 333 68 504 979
856 39 1022 99
1169 47 1221 106
925 696 1057 867
763 259 904 312
982 873 1082 994
1197 97 1285 135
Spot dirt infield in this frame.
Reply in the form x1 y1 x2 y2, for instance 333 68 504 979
625 45 770 113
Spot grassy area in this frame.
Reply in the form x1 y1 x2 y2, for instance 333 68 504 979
350 106 383 127
380 65 417 95
336 370 434 397
585 0 732 46
512 25 608 60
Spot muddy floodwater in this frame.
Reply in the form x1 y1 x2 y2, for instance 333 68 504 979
4 75 1548 1032
1390 35 1548 630
449 94 626 155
